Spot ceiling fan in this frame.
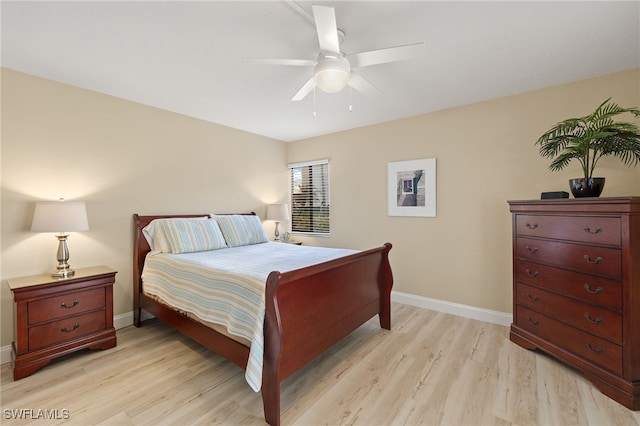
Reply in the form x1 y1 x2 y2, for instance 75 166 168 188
248 4 425 101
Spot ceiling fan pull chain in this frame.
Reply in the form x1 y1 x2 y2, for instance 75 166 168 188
349 85 353 112
313 86 317 118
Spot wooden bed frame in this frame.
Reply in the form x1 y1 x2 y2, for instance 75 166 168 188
133 213 393 425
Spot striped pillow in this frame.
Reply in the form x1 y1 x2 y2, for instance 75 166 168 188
213 214 268 247
159 218 227 253
143 217 209 252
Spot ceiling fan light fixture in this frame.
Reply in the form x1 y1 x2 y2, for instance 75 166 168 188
313 55 351 93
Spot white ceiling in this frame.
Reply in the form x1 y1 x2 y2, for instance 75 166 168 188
2 1 639 142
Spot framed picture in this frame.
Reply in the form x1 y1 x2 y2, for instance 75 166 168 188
387 158 436 217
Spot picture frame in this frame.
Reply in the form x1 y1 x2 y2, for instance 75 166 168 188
387 158 436 217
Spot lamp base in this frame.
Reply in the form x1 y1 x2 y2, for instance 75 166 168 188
274 221 281 242
52 266 75 278
52 233 75 278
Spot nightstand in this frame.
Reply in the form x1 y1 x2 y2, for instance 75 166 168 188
7 265 117 380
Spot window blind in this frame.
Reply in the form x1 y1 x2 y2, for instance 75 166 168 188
289 159 330 235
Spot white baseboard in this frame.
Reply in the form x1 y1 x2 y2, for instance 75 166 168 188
392 290 513 327
114 311 133 330
1 297 511 366
1 344 12 366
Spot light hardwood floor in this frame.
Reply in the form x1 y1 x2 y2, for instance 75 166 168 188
2 303 639 425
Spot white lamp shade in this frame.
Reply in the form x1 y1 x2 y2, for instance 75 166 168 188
31 201 89 233
266 204 289 222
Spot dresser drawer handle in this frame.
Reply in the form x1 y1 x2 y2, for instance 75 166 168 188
525 269 539 278
525 223 538 230
525 293 539 302
525 245 538 254
584 284 603 295
60 323 80 333
584 342 603 354
584 313 604 324
583 255 603 264
526 316 539 325
60 300 79 309
583 226 602 234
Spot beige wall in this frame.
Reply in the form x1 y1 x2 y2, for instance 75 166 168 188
1 69 288 348
1 68 639 349
288 68 640 314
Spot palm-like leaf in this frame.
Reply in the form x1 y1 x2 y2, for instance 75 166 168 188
535 98 640 178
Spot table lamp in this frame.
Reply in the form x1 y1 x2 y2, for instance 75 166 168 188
31 199 89 278
266 203 289 241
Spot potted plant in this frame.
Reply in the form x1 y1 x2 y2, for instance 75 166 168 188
535 98 640 197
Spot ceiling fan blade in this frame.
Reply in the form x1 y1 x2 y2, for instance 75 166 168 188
349 42 425 68
349 73 381 97
291 77 315 101
243 58 315 67
312 5 340 54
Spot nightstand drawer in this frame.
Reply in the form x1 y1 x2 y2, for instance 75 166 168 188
28 310 106 351
28 288 106 325
516 214 621 246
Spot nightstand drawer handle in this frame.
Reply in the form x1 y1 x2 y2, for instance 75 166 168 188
584 255 603 264
525 223 538 229
584 284 603 295
583 226 602 234
61 323 80 333
525 245 538 254
584 342 603 354
526 316 539 325
525 269 539 278
584 313 603 324
60 300 79 309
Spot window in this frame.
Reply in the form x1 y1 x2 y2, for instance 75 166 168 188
289 159 330 236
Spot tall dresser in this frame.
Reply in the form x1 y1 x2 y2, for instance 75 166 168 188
508 197 640 409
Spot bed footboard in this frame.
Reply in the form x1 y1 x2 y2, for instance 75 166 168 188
261 243 393 426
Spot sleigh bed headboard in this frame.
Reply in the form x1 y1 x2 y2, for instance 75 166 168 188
132 212 257 323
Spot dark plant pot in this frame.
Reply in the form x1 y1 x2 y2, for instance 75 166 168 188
569 177 605 198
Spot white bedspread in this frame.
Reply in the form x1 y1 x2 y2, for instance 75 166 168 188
141 242 357 391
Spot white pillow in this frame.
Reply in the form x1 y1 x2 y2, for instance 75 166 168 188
213 214 269 247
142 219 174 252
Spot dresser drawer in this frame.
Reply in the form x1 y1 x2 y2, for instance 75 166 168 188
516 259 622 310
28 310 106 351
516 237 622 279
28 288 106 325
516 283 622 343
516 305 622 375
516 214 621 246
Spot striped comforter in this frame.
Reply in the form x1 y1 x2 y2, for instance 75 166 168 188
141 241 357 391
